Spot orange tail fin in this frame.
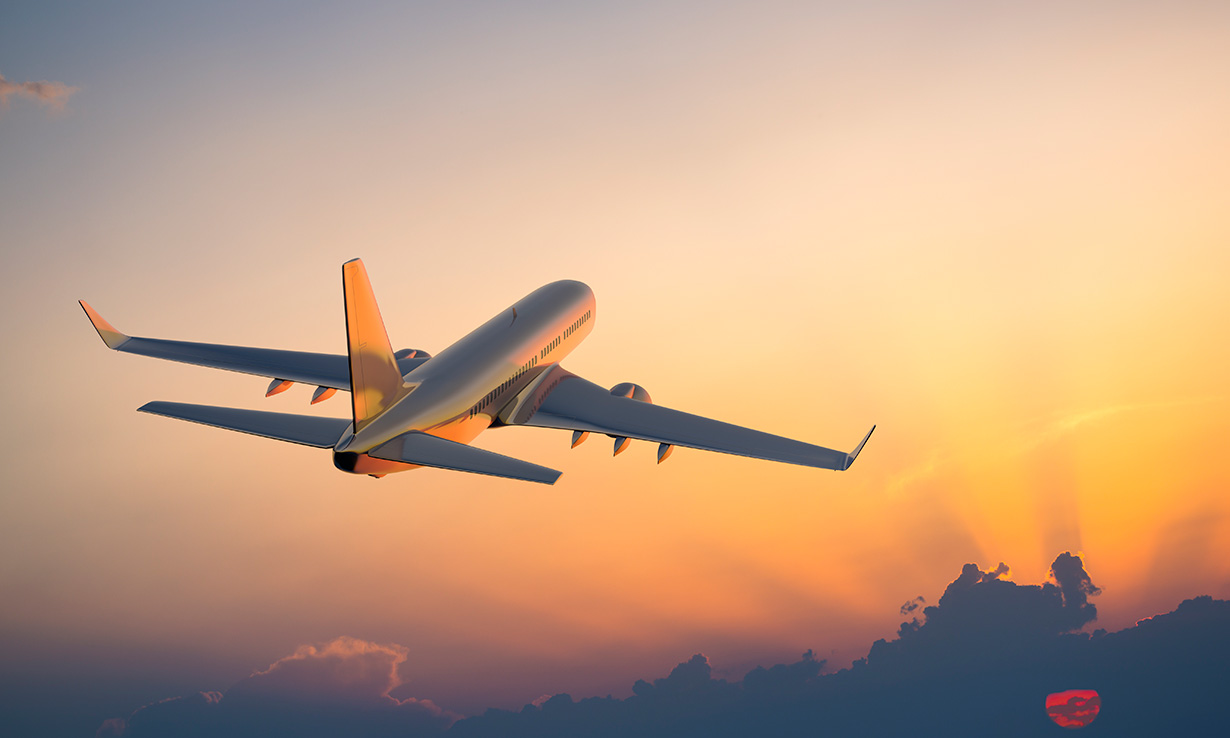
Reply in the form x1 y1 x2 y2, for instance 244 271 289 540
342 259 409 431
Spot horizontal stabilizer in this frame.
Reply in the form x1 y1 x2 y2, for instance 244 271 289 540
369 432 562 485
138 401 351 448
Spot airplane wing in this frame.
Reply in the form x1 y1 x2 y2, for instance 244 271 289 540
80 301 427 390
504 366 873 471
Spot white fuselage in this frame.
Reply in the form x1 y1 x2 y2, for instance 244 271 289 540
332 280 596 475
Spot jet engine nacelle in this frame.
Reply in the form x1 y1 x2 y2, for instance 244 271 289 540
394 348 432 360
609 382 652 403
608 384 663 459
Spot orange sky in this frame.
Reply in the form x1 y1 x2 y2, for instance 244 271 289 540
2 0 1229 713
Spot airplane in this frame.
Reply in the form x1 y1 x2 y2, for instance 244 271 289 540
80 259 874 484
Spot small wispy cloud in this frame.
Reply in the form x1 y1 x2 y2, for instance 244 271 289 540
885 449 943 495
886 394 1229 495
0 72 80 112
1009 396 1225 456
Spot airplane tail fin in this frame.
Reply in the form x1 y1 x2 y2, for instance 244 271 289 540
343 259 410 432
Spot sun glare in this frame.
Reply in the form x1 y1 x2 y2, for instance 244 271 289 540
1045 689 1101 729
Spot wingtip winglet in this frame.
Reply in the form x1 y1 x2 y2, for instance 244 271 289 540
79 300 130 349
843 424 876 471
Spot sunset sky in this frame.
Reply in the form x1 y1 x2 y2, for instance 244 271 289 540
2 1 1229 734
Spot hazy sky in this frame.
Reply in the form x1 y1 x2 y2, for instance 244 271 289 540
2 0 1229 732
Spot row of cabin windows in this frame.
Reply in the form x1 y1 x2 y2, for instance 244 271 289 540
468 353 541 419
564 310 590 340
541 309 592 360
469 310 591 419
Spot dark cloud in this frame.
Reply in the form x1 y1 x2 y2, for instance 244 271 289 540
98 637 457 738
0 73 79 111
453 553 1229 737
983 561 1009 580
1051 550 1101 612
740 650 823 700
899 596 925 615
94 554 1230 738
877 554 1096 659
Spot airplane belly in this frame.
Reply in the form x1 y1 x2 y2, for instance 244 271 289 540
333 450 420 476
432 417 490 445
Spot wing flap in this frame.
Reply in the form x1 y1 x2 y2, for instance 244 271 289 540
369 432 561 485
138 401 351 448
512 369 867 471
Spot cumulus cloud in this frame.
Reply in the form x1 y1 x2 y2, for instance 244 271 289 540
899 596 925 615
1050 551 1101 609
631 654 724 699
0 72 79 112
983 561 1009 580
97 557 1230 738
454 553 1228 737
740 650 823 700
228 637 411 705
862 553 1099 688
99 637 457 737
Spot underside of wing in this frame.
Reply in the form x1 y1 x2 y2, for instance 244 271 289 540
369 432 562 484
80 301 427 389
139 401 352 447
507 367 873 471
